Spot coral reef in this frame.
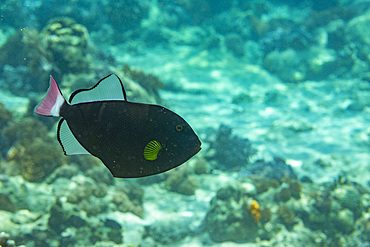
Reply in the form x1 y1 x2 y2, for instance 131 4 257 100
0 103 12 156
0 65 33 96
40 17 90 75
122 64 164 102
47 198 123 245
2 118 65 182
277 204 296 228
259 25 313 53
0 32 26 69
165 167 198 195
274 179 302 202
244 157 297 183
66 176 108 215
0 232 17 247
145 216 194 245
0 18 91 95
207 124 256 171
299 179 367 237
111 184 144 217
193 158 208 174
204 184 259 242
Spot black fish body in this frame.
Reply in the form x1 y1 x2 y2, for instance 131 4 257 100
36 74 201 178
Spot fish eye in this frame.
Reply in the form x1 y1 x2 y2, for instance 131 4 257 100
175 124 183 132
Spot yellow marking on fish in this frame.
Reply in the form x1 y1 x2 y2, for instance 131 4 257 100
176 124 183 132
144 140 162 161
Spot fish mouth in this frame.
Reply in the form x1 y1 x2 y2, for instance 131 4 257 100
195 142 202 154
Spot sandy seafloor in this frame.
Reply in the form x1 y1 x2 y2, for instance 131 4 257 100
1 1 370 246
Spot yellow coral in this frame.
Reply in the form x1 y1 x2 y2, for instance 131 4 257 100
248 200 261 223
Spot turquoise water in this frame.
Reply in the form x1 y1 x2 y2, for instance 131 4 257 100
0 0 369 246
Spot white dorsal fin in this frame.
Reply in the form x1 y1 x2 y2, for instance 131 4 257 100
57 119 91 155
69 74 127 105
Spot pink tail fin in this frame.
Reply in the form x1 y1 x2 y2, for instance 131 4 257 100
35 76 66 117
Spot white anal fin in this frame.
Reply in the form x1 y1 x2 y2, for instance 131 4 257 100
57 119 91 155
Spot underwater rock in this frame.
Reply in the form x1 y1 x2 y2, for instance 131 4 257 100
204 184 258 242
264 49 306 83
165 167 198 195
207 124 256 171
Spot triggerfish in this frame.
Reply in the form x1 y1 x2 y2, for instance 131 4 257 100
35 74 201 178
